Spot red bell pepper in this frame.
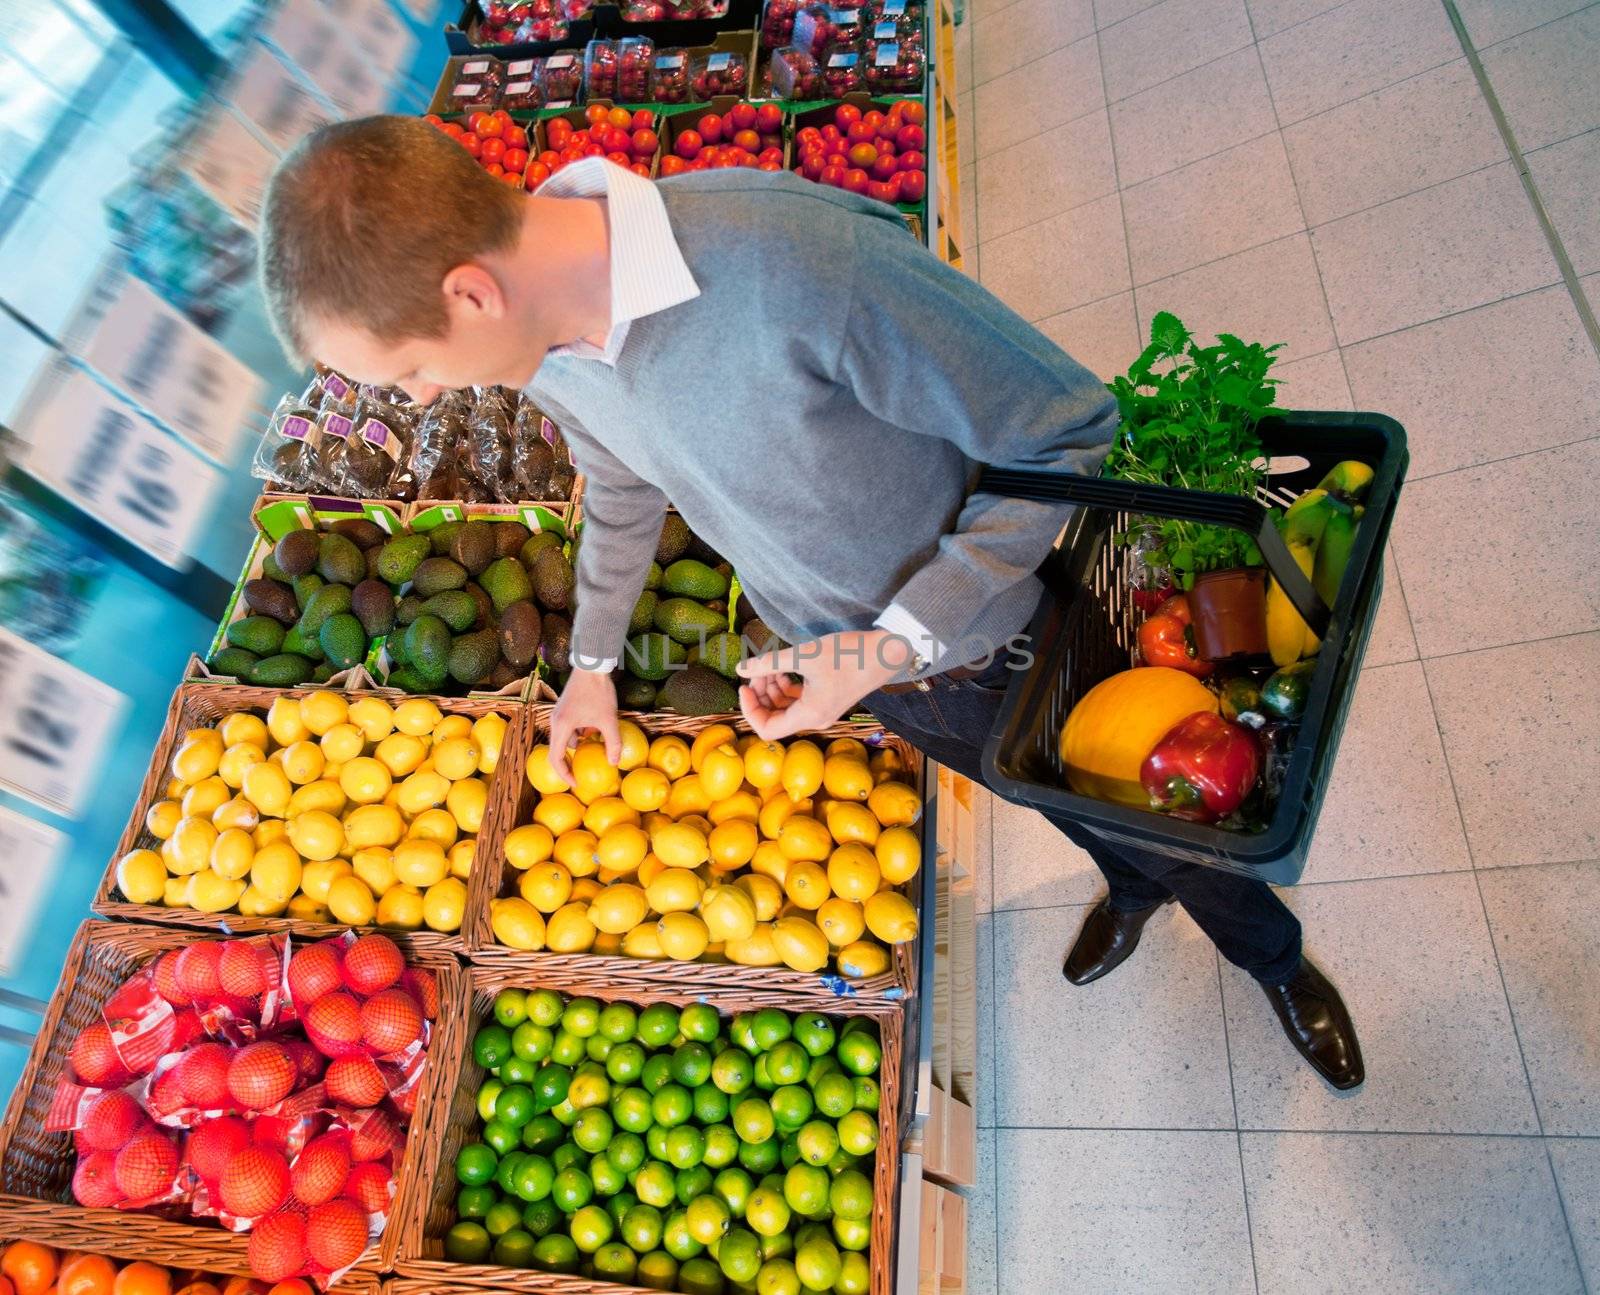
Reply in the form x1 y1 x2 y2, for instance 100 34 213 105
1137 595 1212 677
1141 712 1262 822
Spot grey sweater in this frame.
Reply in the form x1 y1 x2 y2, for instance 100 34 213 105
527 169 1119 673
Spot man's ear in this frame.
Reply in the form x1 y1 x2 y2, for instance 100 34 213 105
441 263 506 322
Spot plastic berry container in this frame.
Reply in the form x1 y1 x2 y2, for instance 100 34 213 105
794 4 862 56
650 49 691 103
864 37 924 92
820 44 865 96
584 39 618 100
691 50 749 100
446 56 502 112
538 51 582 103
617 36 655 102
499 57 542 110
771 46 821 98
867 12 921 51
761 0 803 47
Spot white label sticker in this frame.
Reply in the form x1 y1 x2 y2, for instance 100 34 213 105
462 59 492 74
707 52 731 71
874 41 899 65
506 80 535 95
655 53 686 69
546 54 576 69
507 59 537 75
874 20 897 38
452 82 482 97
828 50 859 67
0 808 62 975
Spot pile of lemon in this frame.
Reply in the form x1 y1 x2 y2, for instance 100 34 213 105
489 722 921 978
114 691 508 933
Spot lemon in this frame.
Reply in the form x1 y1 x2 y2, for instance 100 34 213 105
758 793 805 840
637 854 667 889
836 940 891 979
652 822 709 869
863 890 919 943
348 696 395 744
663 773 712 819
377 883 425 930
242 762 292 817
771 916 830 972
491 897 547 949
422 877 467 932
394 698 443 736
749 842 791 884
253 818 289 849
526 745 570 795
583 796 640 836
162 874 194 908
327 874 377 925
352 845 397 894
622 924 665 959
571 876 603 904
288 780 347 818
299 689 349 736
701 884 757 942
428 714 467 743
145 799 182 840
614 719 647 770
405 809 456 850
619 767 669 812
708 791 762 826
735 873 784 922
433 736 481 781
287 893 332 923
647 735 691 779
589 883 649 934
190 869 247 913
826 843 880 902
345 803 404 851
393 839 449 888
320 722 365 765
533 792 585 835
168 817 217 875
449 839 475 879
210 827 256 881
656 911 710 961
267 696 309 746
875 826 920 884
822 755 872 802
817 897 866 947
218 743 265 790
238 884 290 917
825 802 880 847
868 780 920 827
298 857 351 902
781 741 824 800
220 712 270 749
288 810 343 862
698 745 745 801
725 922 783 966
182 776 231 821
447 778 488 833
703 819 756 872
546 901 598 953
212 796 260 832
171 733 222 783
778 816 831 862
689 724 737 770
472 713 507 772
376 733 427 776
646 867 705 914
164 776 188 801
115 849 167 903
783 861 830 910
249 840 304 902
503 823 555 870
743 740 785 790
323 760 347 786
520 862 573 913
553 829 600 877
397 770 451 816
570 741 621 803
597 824 649 874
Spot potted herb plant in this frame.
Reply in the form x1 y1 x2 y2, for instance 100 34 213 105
1103 312 1283 660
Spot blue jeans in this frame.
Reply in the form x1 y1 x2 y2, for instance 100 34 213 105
864 658 1303 983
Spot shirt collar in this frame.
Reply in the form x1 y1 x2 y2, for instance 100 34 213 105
536 158 700 365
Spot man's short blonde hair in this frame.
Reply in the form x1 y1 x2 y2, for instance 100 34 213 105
259 115 523 362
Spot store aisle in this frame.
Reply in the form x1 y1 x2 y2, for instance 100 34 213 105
951 1 1600 1291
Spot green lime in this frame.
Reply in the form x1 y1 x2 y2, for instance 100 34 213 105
606 1040 647 1084
493 987 528 1027
770 1086 813 1132
744 1186 792 1238
593 1240 637 1281
483 1119 520 1157
730 1013 761 1055
637 1004 681 1048
473 1023 513 1069
652 1083 693 1128
494 1150 527 1194
679 1254 726 1295
718 1227 762 1283
568 1202 613 1253
829 1169 872 1221
812 1073 854 1119
836 1110 877 1157
751 1009 792 1050
738 1137 779 1175
533 1064 572 1107
641 1053 675 1093
637 1249 680 1291
760 1230 794 1262
560 997 600 1038
703 1123 740 1169
475 1077 504 1123
663 1208 703 1261
780 1135 801 1170
495 1083 536 1128
851 1076 880 1113
530 1232 579 1272
549 1030 585 1067
484 1198 523 1237
512 1153 554 1202
606 1130 646 1174
791 1013 835 1059
680 1003 721 1044
511 1021 553 1062
832 1214 870 1252
795 1121 838 1167
551 1141 582 1173
766 1042 809 1086
807 1055 840 1087
685 1192 731 1245
590 1150 627 1197
456 1142 498 1186
585 1034 613 1063
783 1163 830 1216
522 1196 560 1237
675 1163 713 1206
456 1182 497 1219
646 1124 671 1162
492 1227 537 1267
443 1220 491 1262
827 1147 859 1177
612 1085 654 1133
525 988 564 1027
568 1067 612 1110
695 1084 730 1125
606 1189 637 1225
733 1097 775 1144
572 1107 614 1154
521 1113 565 1153
712 1048 754 1095
597 1002 638 1042
550 1165 593 1213
793 1236 841 1292
671 1041 714 1087
636 1160 677 1208
713 1166 753 1214
500 1054 537 1086
666 1124 706 1169
834 1249 869 1293
621 1201 664 1251
756 1256 801 1295
794 1221 830 1250
835 1032 880 1077
549 1096 578 1127
753 1053 777 1092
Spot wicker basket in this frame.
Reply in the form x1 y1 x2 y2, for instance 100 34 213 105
91 682 531 952
0 919 469 1274
392 964 904 1295
462 708 924 1004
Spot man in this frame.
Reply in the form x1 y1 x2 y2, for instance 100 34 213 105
260 115 1363 1089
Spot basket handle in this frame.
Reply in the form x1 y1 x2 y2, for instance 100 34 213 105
974 467 1331 636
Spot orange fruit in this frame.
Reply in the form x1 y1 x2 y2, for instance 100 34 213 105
265 1282 313 1295
0 1276 15 1295
3 1243 58 1295
173 1284 218 1295
219 1280 265 1295
111 1263 170 1295
57 1255 113 1295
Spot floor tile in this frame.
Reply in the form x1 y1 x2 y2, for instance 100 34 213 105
1427 635 1600 870
974 912 996 1127
1259 0 1462 125
972 35 1102 160
1364 547 1420 669
1342 285 1600 479
972 0 1095 86
1310 162 1562 344
1480 6 1600 151
1550 1138 1600 1290
1245 0 1349 38
976 110 1116 241
958 163 977 271
1109 46 1277 187
1299 661 1472 885
1242 1132 1585 1294
1270 347 1351 410
994 904 1235 1127
1038 290 1143 382
1389 439 1600 656
1134 234 1337 358
996 1129 1255 1294
1284 59 1508 225
1099 0 1255 103
1456 0 1593 49
1222 873 1539 1132
964 1128 998 1295
1527 127 1600 276
1094 0 1162 27
988 793 1105 910
980 193 1130 321
1478 861 1600 1135
956 90 974 167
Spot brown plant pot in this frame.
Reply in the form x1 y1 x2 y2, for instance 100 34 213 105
1189 566 1269 661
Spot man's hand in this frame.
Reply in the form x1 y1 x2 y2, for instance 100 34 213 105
736 630 913 739
547 667 620 785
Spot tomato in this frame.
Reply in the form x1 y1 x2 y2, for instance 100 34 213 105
501 170 524 185
715 152 741 168
689 158 709 170
502 147 528 172
820 124 843 145
759 160 782 171
846 142 878 167
901 100 926 126
480 136 507 163
478 114 505 139
605 106 630 129
586 103 610 124
866 179 896 202
896 123 925 152
468 111 490 133
875 117 898 141
820 163 846 187
659 154 687 175
632 128 659 155
698 113 723 143
603 126 628 153
732 128 760 152
896 168 926 201
606 150 631 166
847 121 876 144
862 110 885 132
871 152 898 180
526 161 552 184
835 103 862 129
755 102 783 132
484 162 505 176
760 132 782 152
842 167 869 193
876 136 896 156
441 121 464 137
459 131 482 157
675 129 703 159
825 151 849 169
583 141 606 157
759 146 784 166
797 126 823 147
801 153 825 179
632 109 655 130
897 149 926 172
423 113 443 126
561 146 584 163
728 102 757 130
538 150 560 168
631 162 652 177
548 118 573 147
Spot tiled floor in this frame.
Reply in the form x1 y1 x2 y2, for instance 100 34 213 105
951 0 1600 1289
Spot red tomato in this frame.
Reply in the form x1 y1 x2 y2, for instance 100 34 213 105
468 111 490 133
871 152 898 180
866 179 896 202
501 169 524 185
632 109 655 130
835 103 862 129
760 132 782 152
842 167 869 193
875 116 897 140
423 113 443 126
876 136 896 155
561 146 584 163
759 146 784 166
478 114 505 138
758 160 782 171
728 102 758 130
583 141 606 157
820 124 843 145
548 118 573 147
675 129 703 159
847 142 878 167
715 152 741 168
538 149 560 168
632 128 659 155
689 158 709 170
484 162 505 176
606 150 631 166
820 163 847 187
608 106 633 130
631 162 652 177
480 137 507 163
502 147 529 172
505 124 529 149
901 100 927 126
896 168 926 201
698 113 724 143
459 131 482 157
732 128 761 152
755 102 782 132
801 153 825 179
897 149 926 172
740 152 761 167
441 121 464 137
586 103 610 124
659 154 688 175
847 121 876 144
896 123 925 152
797 126 822 148
862 110 885 132
825 152 849 169
526 160 552 184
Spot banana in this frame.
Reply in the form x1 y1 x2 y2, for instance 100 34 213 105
1316 460 1374 503
1281 488 1337 547
1266 539 1319 667
1313 505 1358 608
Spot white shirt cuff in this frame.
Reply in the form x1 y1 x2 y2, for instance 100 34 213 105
571 656 618 673
873 603 947 670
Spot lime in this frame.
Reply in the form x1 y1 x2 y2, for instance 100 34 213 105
572 1107 614 1153
637 1250 680 1291
662 1208 704 1260
561 997 600 1038
607 1131 646 1174
751 1009 792 1050
552 1142 582 1173
836 1110 877 1157
831 1214 870 1252
835 1032 880 1077
493 988 528 1027
733 1097 775 1144
637 1004 681 1048
756 1256 801 1295
851 1076 880 1113
476 1078 504 1122
812 1073 854 1119
551 1165 594 1213
492 1227 537 1267
713 1048 755 1095
444 1220 491 1262
456 1143 498 1186
793 1236 841 1292
530 1232 579 1272
589 1150 627 1197
586 1035 614 1063
521 1114 565 1153
807 1056 840 1087
495 1083 536 1128
783 1163 830 1216
794 1222 830 1251
685 1192 731 1245
500 1054 537 1086
636 1161 677 1208
521 1196 560 1237
604 1040 647 1084
533 1064 572 1107
827 1147 860 1177
613 1085 654 1133
671 1041 714 1087
695 1084 730 1125
512 1021 554 1062
680 1003 721 1043
641 1053 675 1093
483 1119 520 1157
512 1153 554 1202
652 1083 693 1128
597 1002 638 1042
549 1096 579 1127
829 1169 872 1221
770 1085 814 1132
622 1202 665 1251
780 1136 801 1170
569 1202 613 1253
679 1255 726 1295
795 1121 838 1167
549 1031 585 1067
646 1123 671 1162
606 1189 638 1226
675 1163 713 1206
766 1042 809 1086
744 1186 792 1238
730 1013 761 1055
834 1249 869 1293
666 1124 707 1169
494 1150 528 1194
526 989 565 1027
593 1240 637 1281
760 1231 795 1262
739 1137 780 1175
719 1227 763 1283
713 1166 753 1215
791 1013 835 1059
703 1123 740 1169
473 1024 512 1069
457 1183 497 1219
754 1053 777 1093
484 1198 522 1237
569 1071 612 1114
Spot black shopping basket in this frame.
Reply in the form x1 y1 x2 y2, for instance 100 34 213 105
980 410 1408 887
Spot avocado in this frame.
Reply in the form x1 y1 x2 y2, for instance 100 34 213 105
365 546 383 582
530 548 575 611
403 614 452 683
207 647 258 678
450 522 496 577
624 632 687 681
541 614 573 673
330 517 386 550
495 521 532 558
319 613 367 671
735 592 757 629
427 520 465 555
629 591 658 635
227 615 286 656
616 673 658 709
317 532 366 585
386 666 432 694
659 664 738 717
499 601 542 669
643 561 663 591
375 534 430 585
292 573 324 611
686 533 723 565
691 631 745 679
281 623 325 662
421 590 479 632
312 663 339 683
654 597 727 646
247 653 314 687
519 531 564 568
656 515 690 564
488 660 519 690
742 619 776 653
548 463 576 499
244 577 299 624
412 556 469 597
481 556 535 613
395 593 425 627
259 549 289 583
464 583 494 631
274 529 320 578
448 627 501 686
661 559 728 601
351 579 396 637
299 583 353 635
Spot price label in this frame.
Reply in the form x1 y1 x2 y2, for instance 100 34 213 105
0 807 62 975
0 629 128 819
707 53 731 71
546 54 576 70
875 20 898 38
655 54 686 69
828 51 859 67
507 59 537 76
462 59 492 75
884 0 907 13
875 41 899 65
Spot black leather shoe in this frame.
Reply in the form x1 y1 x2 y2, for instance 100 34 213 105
1261 958 1365 1090
1062 897 1174 985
